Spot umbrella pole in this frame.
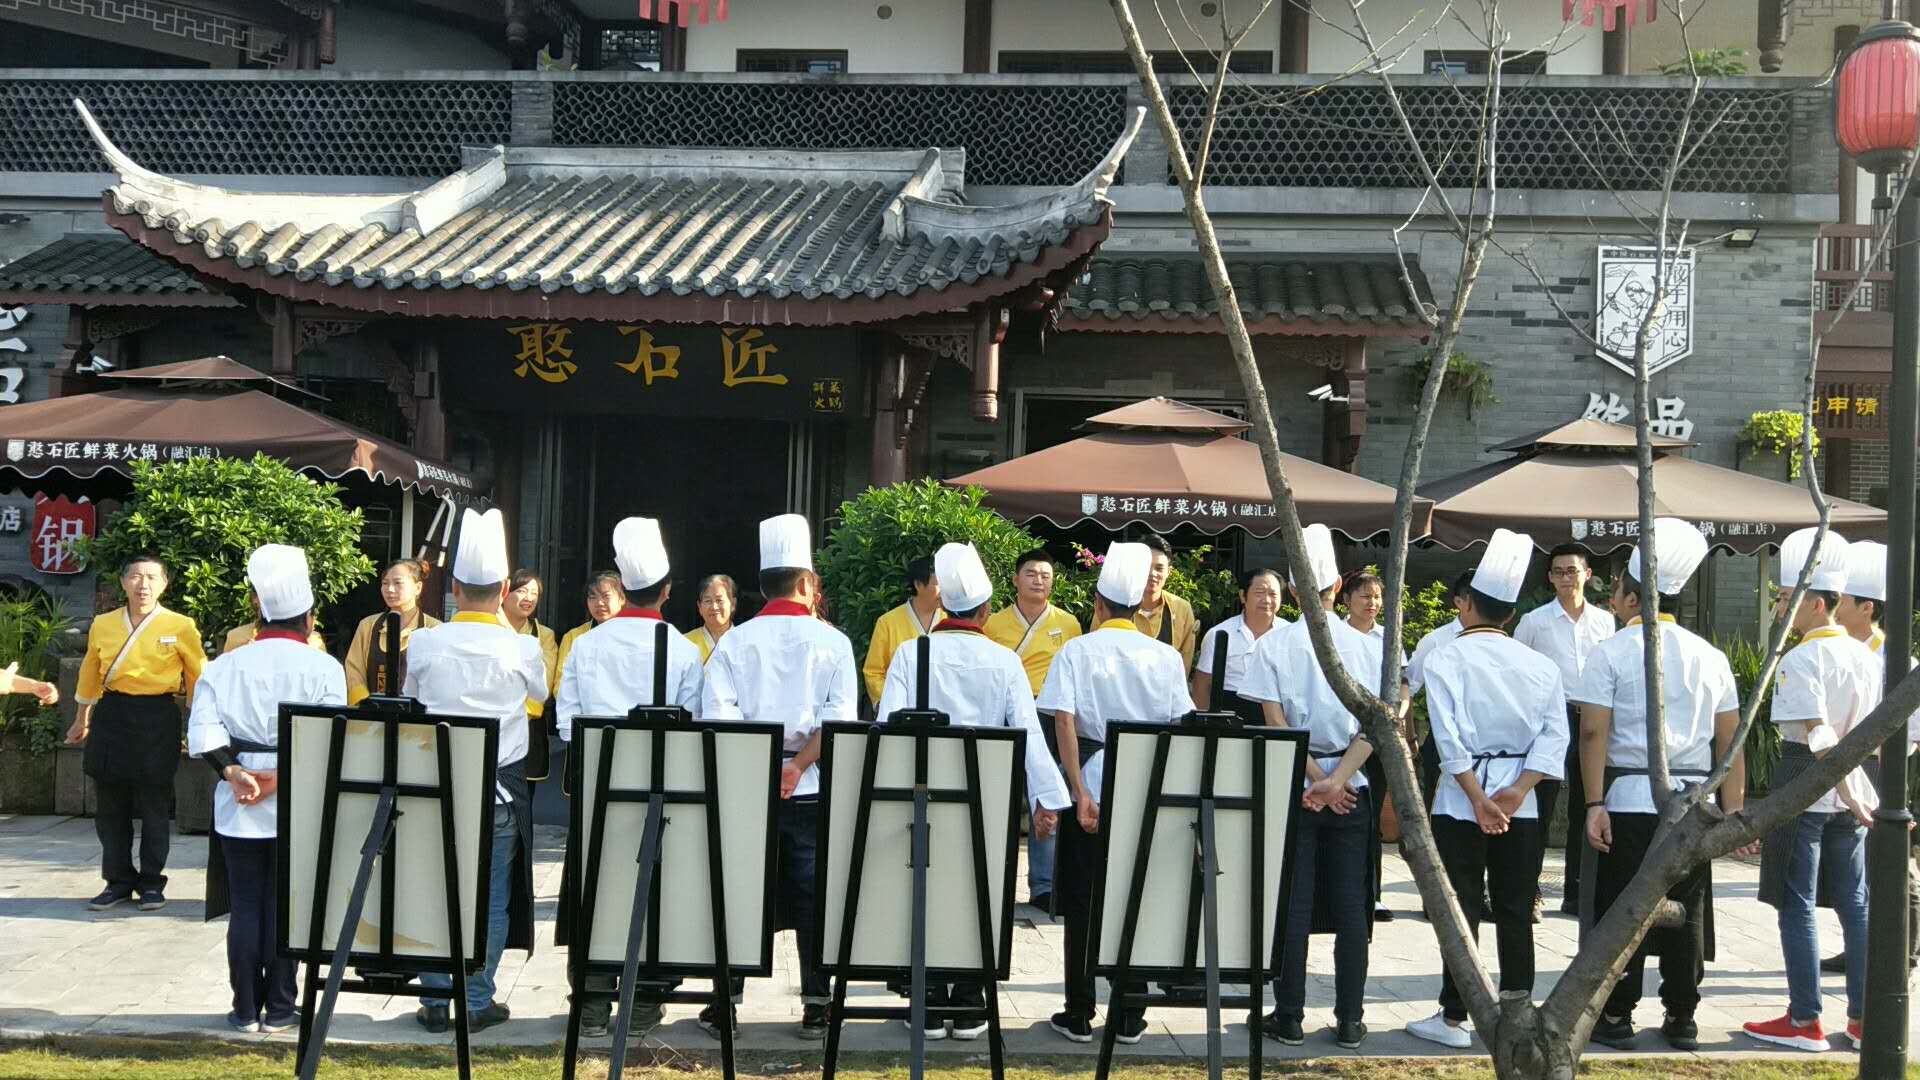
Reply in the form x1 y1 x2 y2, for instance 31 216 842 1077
400 489 415 566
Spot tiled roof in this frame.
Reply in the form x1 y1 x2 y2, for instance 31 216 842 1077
1062 255 1433 334
0 235 233 306
82 100 1143 326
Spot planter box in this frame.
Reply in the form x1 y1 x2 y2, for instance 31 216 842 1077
0 738 55 813
54 745 93 816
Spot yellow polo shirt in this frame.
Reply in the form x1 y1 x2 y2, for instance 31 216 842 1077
863 602 947 704
1134 590 1198 672
76 606 206 705
555 620 595 683
983 603 1083 697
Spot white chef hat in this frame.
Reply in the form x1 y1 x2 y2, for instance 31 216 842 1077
1844 539 1888 602
1628 518 1709 596
452 507 510 587
247 543 314 621
1290 523 1341 594
935 542 993 613
1097 542 1152 607
1779 526 1852 594
759 513 813 571
613 516 670 592
1471 528 1535 603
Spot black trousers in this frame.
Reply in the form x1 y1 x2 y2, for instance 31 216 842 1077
777 799 829 1003
1558 707 1586 900
96 778 172 894
1433 815 1542 1022
1419 734 1440 812
220 834 297 1022
1273 789 1373 1025
1057 811 1145 1022
1593 811 1706 1020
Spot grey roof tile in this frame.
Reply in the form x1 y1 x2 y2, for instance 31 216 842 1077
1064 254 1433 332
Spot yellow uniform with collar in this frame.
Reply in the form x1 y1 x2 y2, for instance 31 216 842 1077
221 623 327 654
983 603 1082 697
1133 590 1198 672
862 602 946 704
554 620 594 683
685 625 725 664
76 606 206 704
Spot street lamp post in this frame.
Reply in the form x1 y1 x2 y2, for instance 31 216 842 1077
1836 18 1920 1079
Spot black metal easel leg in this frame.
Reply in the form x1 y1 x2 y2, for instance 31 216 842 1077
1199 796 1223 1080
823 975 851 1080
984 981 1006 1080
608 795 666 1080
294 962 320 1064
1096 986 1123 1080
296 787 398 1080
561 996 584 1080
909 785 930 1080
435 726 472 1080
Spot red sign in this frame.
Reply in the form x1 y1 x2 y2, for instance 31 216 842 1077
1564 0 1656 29
639 0 728 25
30 495 94 575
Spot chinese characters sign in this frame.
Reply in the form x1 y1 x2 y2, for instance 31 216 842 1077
1080 493 1279 523
455 322 856 419
30 495 93 575
1813 381 1889 439
1570 517 1773 544
1581 392 1693 440
1595 246 1694 377
6 439 217 464
2 305 31 406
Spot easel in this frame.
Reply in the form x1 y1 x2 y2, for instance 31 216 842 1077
285 612 497 1080
561 622 758 1080
820 637 1021 1080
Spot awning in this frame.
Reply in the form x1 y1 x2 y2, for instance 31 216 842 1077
1061 254 1433 336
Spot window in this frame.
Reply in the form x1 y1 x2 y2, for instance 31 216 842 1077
999 50 1273 75
598 26 667 71
736 49 848 74
1423 49 1548 77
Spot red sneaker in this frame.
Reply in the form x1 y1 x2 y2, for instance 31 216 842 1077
1846 1019 1863 1049
1743 1014 1828 1052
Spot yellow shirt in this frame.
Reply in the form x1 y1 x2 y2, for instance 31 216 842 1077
1134 590 1198 672
512 618 560 717
984 602 1083 697
344 609 440 705
76 606 206 705
686 624 729 664
221 623 327 654
555 620 596 684
863 601 946 704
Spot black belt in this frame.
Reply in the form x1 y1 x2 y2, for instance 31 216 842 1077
1076 736 1103 760
1309 742 1356 760
228 738 277 757
1603 765 1710 795
102 691 173 701
1470 750 1529 788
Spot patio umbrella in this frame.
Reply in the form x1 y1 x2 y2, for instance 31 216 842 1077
946 397 1430 541
1419 419 1886 553
0 356 479 500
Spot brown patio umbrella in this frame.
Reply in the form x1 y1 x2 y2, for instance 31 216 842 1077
1419 420 1886 554
946 397 1430 540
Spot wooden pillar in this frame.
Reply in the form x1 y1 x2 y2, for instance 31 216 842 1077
270 297 297 376
1279 0 1310 73
963 0 993 73
1324 337 1368 472
1603 17 1631 75
869 353 907 488
1757 0 1786 73
413 340 448 461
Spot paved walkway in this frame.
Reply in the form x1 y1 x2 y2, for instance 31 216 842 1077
0 814 1901 1063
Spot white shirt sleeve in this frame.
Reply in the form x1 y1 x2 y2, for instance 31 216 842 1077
1425 660 1473 778
1570 643 1615 707
1771 646 1828 725
185 666 227 757
554 642 583 741
873 641 914 722
701 637 743 721
1195 623 1223 679
1035 646 1076 717
1165 651 1195 721
519 636 550 704
1008 662 1071 811
821 634 858 725
1238 634 1282 705
1512 609 1541 652
676 649 703 719
1524 669 1571 780
320 659 349 708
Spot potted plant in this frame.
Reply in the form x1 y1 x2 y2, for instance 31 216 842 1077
1737 409 1818 481
0 594 76 813
1402 351 1499 418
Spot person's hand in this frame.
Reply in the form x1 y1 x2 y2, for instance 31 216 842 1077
1490 786 1528 820
224 765 262 804
251 769 279 802
1076 791 1100 834
64 716 87 746
1586 806 1612 853
1303 777 1356 814
780 761 803 800
1845 796 1874 830
1473 795 1510 836
31 679 57 706
1732 837 1762 858
1034 807 1058 840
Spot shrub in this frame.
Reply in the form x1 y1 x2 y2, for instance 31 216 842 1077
1718 635 1780 796
0 593 75 754
85 455 376 642
1057 542 1238 626
817 480 1041 663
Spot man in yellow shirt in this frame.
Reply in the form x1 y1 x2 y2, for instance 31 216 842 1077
861 555 944 706
984 548 1082 912
1133 535 1197 672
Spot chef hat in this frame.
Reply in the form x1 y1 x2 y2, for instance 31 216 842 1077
613 516 670 592
452 507 510 587
1290 523 1342 595
1779 526 1852 594
1097 542 1152 607
935 542 993 613
1844 539 1888 602
759 513 813 572
1471 528 1535 604
1628 518 1709 596
247 543 314 621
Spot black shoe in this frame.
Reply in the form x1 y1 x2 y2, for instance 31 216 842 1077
1559 897 1581 916
1113 1012 1148 1044
137 889 166 911
1261 1011 1303 1045
1590 1014 1635 1049
416 1005 449 1033
1335 1020 1367 1049
1661 1014 1699 1051
798 1003 827 1040
469 1002 510 1032
697 1003 737 1039
1050 1011 1093 1043
1374 905 1396 923
1028 891 1052 913
1821 953 1847 974
88 888 131 911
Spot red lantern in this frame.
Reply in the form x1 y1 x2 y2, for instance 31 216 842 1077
639 0 728 25
1837 21 1920 176
1563 0 1656 31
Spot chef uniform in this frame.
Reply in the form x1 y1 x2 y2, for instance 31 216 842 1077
1573 519 1732 1038
1749 528 1878 1045
221 622 327 654
875 543 1073 1038
1514 575 1614 910
703 514 858 1033
1193 612 1284 725
1240 523 1397 1042
864 595 946 705
1409 611 1466 809
1407 530 1568 1047
75 581 207 906
553 517 705 1034
407 509 550 1023
188 545 347 1031
983 571 1082 912
1037 543 1190 1040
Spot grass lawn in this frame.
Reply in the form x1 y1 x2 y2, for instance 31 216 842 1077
0 1037 1905 1080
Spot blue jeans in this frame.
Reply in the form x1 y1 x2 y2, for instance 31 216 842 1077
422 802 518 1012
1779 809 1868 1024
1274 788 1373 1025
1029 809 1055 896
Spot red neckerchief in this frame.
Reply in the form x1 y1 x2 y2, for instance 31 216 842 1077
760 599 811 617
255 629 309 645
612 606 664 621
933 620 985 634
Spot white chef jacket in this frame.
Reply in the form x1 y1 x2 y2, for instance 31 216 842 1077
1193 613 1283 695
554 612 704 740
873 628 1072 812
1423 627 1569 821
1035 621 1190 807
1513 599 1616 704
187 635 348 839
701 606 857 798
1241 617 1406 789
1771 626 1884 815
1866 630 1920 746
1571 616 1738 814
1407 618 1464 694
403 612 549 803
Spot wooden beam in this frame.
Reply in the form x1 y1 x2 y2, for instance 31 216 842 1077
963 0 993 74
1603 17 1631 76
1757 0 1786 74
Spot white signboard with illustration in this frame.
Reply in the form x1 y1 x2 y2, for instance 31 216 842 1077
1595 246 1695 376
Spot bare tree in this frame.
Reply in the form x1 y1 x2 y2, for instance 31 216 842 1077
1105 1 1920 1077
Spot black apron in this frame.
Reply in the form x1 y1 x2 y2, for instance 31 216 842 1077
522 619 551 783
204 736 277 923
360 612 422 698
1579 765 1715 961
84 692 180 785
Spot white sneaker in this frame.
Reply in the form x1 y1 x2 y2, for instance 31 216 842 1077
1407 1011 1473 1049
951 1018 988 1040
903 1019 948 1040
